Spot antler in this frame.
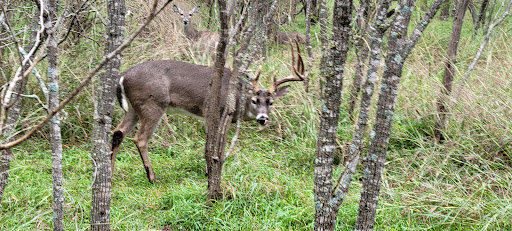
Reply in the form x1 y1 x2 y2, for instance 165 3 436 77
269 39 305 94
250 65 263 92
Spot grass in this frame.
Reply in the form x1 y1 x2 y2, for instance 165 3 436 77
2 0 512 230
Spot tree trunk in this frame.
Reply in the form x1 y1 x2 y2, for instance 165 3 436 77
347 0 371 121
310 0 319 23
355 0 447 229
313 0 352 230
468 0 478 26
337 0 393 214
318 0 329 69
475 0 490 31
204 0 230 203
305 0 313 59
0 5 41 203
304 0 313 92
440 0 451 20
252 0 272 59
434 0 469 142
90 0 125 230
45 0 64 229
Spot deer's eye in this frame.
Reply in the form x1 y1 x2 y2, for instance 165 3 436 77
251 98 258 104
189 14 192 16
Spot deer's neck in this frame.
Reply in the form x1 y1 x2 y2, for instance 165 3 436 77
184 24 199 40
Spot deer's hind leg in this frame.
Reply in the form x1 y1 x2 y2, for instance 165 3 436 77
133 102 166 183
111 110 138 172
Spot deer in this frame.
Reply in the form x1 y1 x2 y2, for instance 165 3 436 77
111 42 305 183
173 5 219 53
275 31 307 45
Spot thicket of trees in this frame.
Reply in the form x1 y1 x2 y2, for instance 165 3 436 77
1 0 510 230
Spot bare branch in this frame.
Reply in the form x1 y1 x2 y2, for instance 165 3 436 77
453 0 512 102
404 0 448 55
2 0 46 108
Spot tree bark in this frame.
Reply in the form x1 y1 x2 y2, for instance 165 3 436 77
318 0 329 69
204 0 230 203
347 0 371 121
355 0 447 229
434 0 469 142
90 0 125 230
304 0 313 92
332 0 394 219
313 0 352 230
45 0 64 229
251 0 272 59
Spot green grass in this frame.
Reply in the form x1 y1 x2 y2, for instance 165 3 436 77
2 0 512 230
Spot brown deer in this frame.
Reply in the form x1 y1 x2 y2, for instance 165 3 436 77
173 5 219 53
275 31 307 45
111 43 305 183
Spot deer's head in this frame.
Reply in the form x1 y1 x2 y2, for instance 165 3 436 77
173 5 200 27
245 41 305 126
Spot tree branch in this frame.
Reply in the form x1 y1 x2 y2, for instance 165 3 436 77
404 0 448 55
453 0 512 102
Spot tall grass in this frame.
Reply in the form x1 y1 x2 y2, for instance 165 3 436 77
1 0 511 230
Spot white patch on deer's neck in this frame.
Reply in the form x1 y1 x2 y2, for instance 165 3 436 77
246 111 256 119
167 106 204 121
119 76 129 112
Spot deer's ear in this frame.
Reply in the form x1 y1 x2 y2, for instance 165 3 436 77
192 6 201 14
274 85 290 98
173 5 181 13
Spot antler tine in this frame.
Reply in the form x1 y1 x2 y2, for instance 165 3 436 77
251 65 263 92
295 40 305 76
270 39 305 93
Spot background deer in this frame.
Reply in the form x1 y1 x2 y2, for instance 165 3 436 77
173 5 219 53
111 43 305 183
275 31 307 45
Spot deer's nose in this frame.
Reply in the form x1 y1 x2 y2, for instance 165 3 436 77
256 115 268 126
183 21 188 25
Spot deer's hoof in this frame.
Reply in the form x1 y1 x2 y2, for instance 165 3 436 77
146 167 156 183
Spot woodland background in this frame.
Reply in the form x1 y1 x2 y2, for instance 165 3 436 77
0 0 511 230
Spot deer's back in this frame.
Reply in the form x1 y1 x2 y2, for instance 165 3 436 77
277 31 307 44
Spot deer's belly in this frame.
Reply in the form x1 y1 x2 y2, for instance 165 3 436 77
166 106 204 121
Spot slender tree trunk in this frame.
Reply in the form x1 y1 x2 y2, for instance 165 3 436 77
335 0 393 213
355 0 447 229
434 0 469 142
45 0 64 229
90 0 125 230
310 0 319 23
304 0 313 92
252 0 272 59
318 0 328 68
305 0 313 58
313 0 352 230
475 0 490 30
204 0 230 202
468 0 478 26
347 0 371 121
0 5 41 203
440 0 451 19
